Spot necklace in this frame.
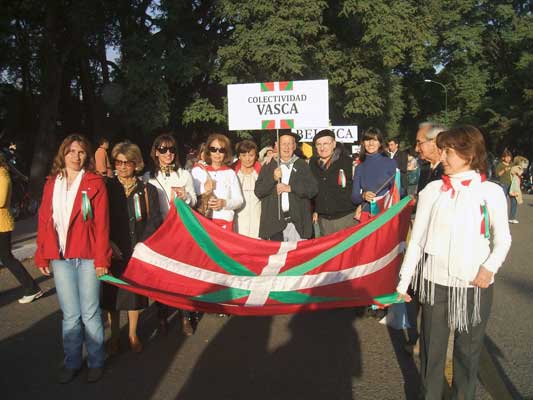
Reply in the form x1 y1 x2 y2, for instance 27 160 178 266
117 176 137 197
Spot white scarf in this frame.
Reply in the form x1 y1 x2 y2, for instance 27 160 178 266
424 170 484 282
414 170 486 331
52 170 84 254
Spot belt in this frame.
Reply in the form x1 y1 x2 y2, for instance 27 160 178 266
282 211 292 222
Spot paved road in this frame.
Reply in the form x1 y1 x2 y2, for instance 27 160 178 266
1 198 532 400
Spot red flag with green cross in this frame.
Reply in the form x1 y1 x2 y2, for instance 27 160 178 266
101 197 413 315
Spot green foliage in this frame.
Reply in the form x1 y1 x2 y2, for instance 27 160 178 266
182 97 226 126
0 0 532 161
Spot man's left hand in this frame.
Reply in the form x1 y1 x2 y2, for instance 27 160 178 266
276 183 291 195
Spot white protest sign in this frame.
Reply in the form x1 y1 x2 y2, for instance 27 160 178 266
227 80 328 131
292 126 359 143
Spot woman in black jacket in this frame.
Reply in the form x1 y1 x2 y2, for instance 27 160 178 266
102 142 162 354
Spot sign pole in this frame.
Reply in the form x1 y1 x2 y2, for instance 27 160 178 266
276 128 281 221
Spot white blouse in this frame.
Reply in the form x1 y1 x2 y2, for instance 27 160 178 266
191 165 244 222
397 171 512 293
235 169 261 238
144 169 197 218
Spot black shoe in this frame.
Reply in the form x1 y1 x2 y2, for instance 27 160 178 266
87 367 104 383
158 319 169 336
58 367 80 384
181 317 194 336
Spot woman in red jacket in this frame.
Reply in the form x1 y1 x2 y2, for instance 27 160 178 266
35 134 111 384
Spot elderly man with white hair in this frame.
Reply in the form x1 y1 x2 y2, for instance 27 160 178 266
416 122 448 192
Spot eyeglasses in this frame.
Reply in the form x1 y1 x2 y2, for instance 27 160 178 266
114 159 135 167
209 146 227 154
157 146 176 154
416 139 433 146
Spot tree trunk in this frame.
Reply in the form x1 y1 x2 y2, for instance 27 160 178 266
29 2 72 198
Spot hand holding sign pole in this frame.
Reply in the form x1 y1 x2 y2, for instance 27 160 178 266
228 80 329 222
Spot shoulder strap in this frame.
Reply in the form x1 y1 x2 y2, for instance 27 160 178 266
143 183 150 219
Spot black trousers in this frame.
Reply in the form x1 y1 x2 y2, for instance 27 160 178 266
0 231 39 295
419 282 493 400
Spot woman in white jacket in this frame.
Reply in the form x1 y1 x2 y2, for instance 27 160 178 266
396 126 511 400
144 133 197 336
233 140 261 238
144 134 196 217
191 133 243 231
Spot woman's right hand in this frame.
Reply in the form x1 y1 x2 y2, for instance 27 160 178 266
397 292 412 303
363 191 376 202
39 266 51 276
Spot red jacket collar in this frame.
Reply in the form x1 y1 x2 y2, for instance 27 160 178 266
204 164 232 172
234 160 261 175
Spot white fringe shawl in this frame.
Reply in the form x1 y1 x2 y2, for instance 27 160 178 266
411 171 486 332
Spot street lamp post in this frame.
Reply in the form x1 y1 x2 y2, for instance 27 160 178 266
424 79 448 125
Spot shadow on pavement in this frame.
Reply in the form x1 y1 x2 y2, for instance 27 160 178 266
0 303 187 399
177 308 362 400
0 274 52 308
387 326 421 399
479 335 524 400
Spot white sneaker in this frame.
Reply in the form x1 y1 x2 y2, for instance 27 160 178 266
18 290 44 304
509 219 519 224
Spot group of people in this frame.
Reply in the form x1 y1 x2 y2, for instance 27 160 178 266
0 121 514 399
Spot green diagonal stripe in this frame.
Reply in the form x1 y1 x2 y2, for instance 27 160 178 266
269 291 347 304
175 198 256 276
279 196 412 277
192 288 250 303
99 274 130 285
373 292 404 305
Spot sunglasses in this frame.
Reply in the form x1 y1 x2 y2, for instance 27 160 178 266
157 146 176 154
114 159 135 167
209 146 227 154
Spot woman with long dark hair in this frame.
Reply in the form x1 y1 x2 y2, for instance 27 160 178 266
396 126 512 399
144 133 197 336
351 127 397 222
35 134 111 383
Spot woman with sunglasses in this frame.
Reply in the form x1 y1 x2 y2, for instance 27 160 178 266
34 134 111 383
102 142 162 354
145 134 197 215
144 133 197 336
191 133 243 231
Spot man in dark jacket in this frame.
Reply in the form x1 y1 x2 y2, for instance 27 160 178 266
310 129 356 236
387 138 408 197
255 131 318 241
415 122 447 192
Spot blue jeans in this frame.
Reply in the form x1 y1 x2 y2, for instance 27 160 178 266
501 183 518 220
509 196 518 220
52 259 104 369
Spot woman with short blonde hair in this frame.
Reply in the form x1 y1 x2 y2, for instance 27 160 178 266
103 141 162 353
111 142 144 173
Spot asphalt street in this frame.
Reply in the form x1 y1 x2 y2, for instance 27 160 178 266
1 197 532 400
